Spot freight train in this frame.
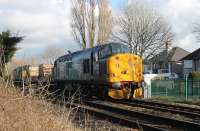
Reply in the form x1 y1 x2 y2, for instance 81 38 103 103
13 43 143 99
13 64 53 86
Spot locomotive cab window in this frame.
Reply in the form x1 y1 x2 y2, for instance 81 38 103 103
111 44 130 54
99 45 112 59
66 61 72 75
83 59 90 73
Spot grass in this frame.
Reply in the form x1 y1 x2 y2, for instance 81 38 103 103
150 96 200 106
0 79 138 131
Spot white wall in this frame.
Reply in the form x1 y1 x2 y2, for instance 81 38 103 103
143 74 158 99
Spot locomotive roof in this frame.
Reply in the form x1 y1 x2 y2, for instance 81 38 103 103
55 42 127 62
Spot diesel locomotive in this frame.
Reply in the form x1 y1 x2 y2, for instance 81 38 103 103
53 43 143 99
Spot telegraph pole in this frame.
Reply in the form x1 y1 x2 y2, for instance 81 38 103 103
165 41 172 72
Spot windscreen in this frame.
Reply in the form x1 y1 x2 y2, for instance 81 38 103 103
99 44 130 59
111 44 130 54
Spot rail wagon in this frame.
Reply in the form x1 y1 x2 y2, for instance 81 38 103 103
53 43 143 99
39 64 53 77
38 64 54 85
13 65 39 86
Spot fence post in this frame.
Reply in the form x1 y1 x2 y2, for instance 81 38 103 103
185 75 188 100
179 80 181 97
192 78 193 98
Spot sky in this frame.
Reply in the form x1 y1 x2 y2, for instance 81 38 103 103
0 0 200 58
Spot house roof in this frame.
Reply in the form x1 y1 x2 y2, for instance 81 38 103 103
181 48 200 60
170 47 190 61
150 47 190 62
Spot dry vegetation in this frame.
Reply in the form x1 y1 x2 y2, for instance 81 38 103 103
0 79 137 131
0 80 81 131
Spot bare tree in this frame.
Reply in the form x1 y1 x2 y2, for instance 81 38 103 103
193 19 200 42
71 0 87 49
71 0 112 49
97 0 112 43
11 56 38 67
86 0 96 48
113 2 173 61
41 46 65 64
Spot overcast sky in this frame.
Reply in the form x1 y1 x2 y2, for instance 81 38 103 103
0 0 200 58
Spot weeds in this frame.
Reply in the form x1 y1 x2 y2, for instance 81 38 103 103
0 79 138 131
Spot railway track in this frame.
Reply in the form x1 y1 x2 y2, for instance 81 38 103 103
110 99 200 122
70 101 167 131
77 99 200 131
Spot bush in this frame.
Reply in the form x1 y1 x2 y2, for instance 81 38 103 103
192 72 200 79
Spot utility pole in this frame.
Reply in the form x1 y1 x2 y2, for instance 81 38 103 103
165 41 172 72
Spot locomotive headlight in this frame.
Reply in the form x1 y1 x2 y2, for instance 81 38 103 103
112 82 121 89
122 70 128 74
112 73 117 77
115 56 119 60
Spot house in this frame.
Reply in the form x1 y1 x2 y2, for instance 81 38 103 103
181 48 200 75
146 47 190 77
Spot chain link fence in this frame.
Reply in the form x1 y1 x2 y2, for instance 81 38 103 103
151 79 200 100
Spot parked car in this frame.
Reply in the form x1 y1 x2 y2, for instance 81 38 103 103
158 69 169 74
143 70 154 74
143 69 179 79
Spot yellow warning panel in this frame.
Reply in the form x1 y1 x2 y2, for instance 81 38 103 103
107 53 143 83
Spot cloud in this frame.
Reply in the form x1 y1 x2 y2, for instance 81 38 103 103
1 0 200 58
0 0 79 57
178 34 198 52
160 0 200 52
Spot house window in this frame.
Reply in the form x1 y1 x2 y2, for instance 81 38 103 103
83 59 90 73
184 60 192 68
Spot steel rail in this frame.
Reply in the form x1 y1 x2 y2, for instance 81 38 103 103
69 102 167 131
109 99 200 121
83 99 200 131
131 99 200 114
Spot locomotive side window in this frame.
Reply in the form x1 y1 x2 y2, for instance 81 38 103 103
66 61 72 75
83 59 90 73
